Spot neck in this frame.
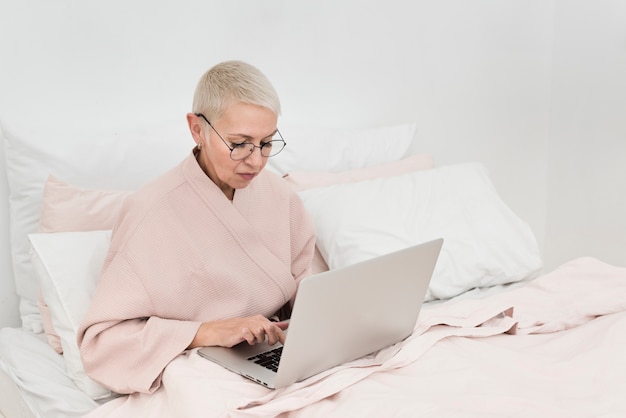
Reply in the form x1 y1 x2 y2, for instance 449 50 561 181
194 147 235 200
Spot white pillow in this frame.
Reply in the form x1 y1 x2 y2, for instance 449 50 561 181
298 162 543 300
267 123 417 174
1 119 189 332
29 230 112 400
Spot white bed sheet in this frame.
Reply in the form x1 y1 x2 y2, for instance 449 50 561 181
0 327 99 418
0 283 519 418
0 365 33 418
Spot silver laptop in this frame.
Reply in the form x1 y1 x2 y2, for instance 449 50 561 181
197 238 443 389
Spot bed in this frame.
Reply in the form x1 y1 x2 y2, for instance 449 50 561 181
1 118 625 418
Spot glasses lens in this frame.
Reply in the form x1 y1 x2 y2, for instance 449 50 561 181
264 130 286 157
262 140 286 157
230 143 255 160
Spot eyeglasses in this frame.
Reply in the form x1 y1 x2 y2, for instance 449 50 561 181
195 113 286 160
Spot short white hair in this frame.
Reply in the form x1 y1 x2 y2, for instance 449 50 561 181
192 60 281 122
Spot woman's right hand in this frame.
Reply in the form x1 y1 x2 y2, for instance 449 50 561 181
188 314 288 349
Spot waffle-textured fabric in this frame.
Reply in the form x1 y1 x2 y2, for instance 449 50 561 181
77 153 316 394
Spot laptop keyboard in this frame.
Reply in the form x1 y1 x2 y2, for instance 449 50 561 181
247 346 283 372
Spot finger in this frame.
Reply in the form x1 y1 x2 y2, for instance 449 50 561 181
265 327 277 345
241 327 256 345
266 324 286 346
275 320 290 330
277 327 286 344
255 326 267 343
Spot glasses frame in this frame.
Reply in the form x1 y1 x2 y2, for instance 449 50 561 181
194 113 286 160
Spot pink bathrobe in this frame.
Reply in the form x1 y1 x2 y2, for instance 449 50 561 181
77 153 316 394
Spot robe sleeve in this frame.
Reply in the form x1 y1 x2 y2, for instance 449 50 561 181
78 249 202 394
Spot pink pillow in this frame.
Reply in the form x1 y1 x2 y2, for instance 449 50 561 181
37 176 133 353
38 176 133 234
282 153 433 192
285 154 434 274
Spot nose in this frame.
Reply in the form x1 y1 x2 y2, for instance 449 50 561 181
243 145 265 167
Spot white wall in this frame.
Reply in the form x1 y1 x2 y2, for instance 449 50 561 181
544 0 626 269
0 0 624 328
0 132 17 326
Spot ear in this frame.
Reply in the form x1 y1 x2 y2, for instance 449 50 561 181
186 113 204 144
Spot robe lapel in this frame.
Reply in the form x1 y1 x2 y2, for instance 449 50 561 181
182 155 296 301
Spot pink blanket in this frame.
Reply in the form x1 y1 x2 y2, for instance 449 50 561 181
85 257 626 417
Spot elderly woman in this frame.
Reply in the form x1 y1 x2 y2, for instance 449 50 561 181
77 61 316 395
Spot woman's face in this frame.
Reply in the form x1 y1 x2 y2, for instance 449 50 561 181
190 102 278 199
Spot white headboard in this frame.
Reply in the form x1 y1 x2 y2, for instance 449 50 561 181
1 0 625 328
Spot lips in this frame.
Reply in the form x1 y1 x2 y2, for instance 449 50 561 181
238 173 257 181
